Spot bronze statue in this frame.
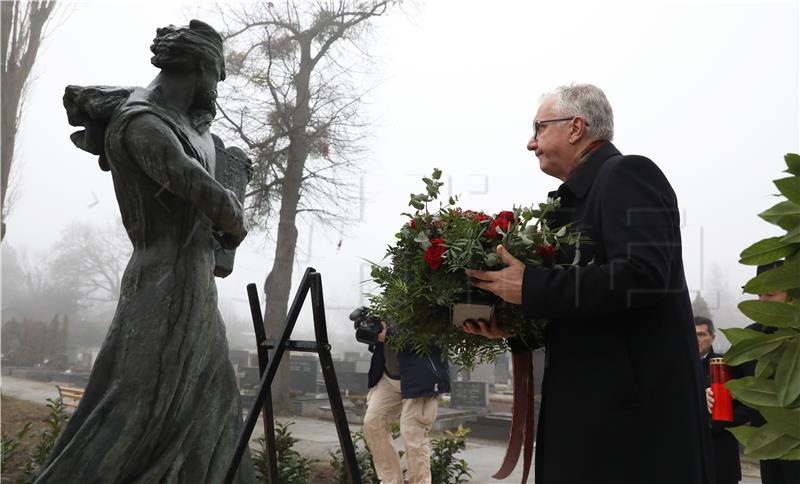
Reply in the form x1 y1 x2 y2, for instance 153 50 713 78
39 20 256 483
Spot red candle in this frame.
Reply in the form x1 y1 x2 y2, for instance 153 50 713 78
710 358 733 422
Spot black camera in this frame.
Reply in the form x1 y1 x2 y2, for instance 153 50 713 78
349 307 384 345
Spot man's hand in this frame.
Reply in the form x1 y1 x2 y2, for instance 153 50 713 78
706 387 715 415
462 315 512 339
466 245 525 304
377 321 387 342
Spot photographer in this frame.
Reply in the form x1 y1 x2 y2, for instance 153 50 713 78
354 310 450 484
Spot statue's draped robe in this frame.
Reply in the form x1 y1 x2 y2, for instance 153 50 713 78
37 92 256 483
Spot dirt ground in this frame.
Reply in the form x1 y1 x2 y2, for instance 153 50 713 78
1 395 53 482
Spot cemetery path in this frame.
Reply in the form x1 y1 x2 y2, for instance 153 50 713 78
1 376 62 406
1 376 761 483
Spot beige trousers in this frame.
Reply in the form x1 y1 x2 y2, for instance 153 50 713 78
362 374 439 484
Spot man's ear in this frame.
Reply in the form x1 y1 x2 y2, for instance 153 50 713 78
570 116 589 140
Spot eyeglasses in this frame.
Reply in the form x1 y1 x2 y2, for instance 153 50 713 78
532 116 590 140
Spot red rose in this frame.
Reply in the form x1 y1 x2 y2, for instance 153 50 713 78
409 219 417 230
484 217 511 239
425 238 446 270
464 210 491 222
496 211 515 222
535 243 556 259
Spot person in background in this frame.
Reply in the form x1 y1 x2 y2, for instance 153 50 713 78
362 322 450 484
696 316 746 484
707 261 800 484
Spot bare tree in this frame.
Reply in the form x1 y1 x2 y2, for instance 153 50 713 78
218 0 394 411
49 221 131 306
1 0 57 240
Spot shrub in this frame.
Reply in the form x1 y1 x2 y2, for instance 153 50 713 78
721 153 800 460
430 425 472 484
252 421 313 484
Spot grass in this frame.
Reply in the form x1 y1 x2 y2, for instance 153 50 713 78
1 395 53 482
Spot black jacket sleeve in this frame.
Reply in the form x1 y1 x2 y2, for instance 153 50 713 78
521 156 682 319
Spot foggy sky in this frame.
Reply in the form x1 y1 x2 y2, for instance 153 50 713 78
4 0 799 351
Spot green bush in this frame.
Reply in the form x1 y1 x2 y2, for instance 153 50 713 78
329 423 400 484
330 422 472 484
0 397 69 483
430 425 472 484
721 152 800 460
252 421 313 484
1 422 32 481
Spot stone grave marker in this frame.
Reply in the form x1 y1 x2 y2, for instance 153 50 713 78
450 381 489 409
290 355 319 394
228 349 251 370
240 366 261 389
336 371 369 396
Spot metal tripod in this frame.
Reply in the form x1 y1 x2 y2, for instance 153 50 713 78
223 268 361 484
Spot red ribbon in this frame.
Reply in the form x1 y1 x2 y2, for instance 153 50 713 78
493 352 535 483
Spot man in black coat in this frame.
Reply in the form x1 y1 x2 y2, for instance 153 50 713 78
465 83 713 483
696 316 746 484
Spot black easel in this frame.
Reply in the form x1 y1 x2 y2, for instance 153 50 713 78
224 268 361 484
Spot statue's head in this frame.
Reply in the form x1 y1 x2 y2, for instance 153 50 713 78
150 20 225 120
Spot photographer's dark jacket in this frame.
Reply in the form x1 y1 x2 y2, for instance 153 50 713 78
367 341 451 399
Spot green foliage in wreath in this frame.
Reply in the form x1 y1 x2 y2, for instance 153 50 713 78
368 169 585 369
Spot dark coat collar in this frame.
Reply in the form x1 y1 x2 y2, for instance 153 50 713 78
558 142 621 200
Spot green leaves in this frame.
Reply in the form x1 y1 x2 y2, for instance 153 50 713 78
775 337 800 406
726 377 779 407
738 300 800 328
775 176 800 204
742 258 800 295
728 152 800 460
408 168 445 210
729 423 800 460
746 425 800 459
739 236 797 265
722 332 795 366
720 327 765 345
372 169 575 369
786 153 800 176
759 200 800 231
756 406 800 438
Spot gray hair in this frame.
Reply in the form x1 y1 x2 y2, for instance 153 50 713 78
540 83 614 141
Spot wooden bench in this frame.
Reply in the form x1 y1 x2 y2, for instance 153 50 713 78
55 385 85 408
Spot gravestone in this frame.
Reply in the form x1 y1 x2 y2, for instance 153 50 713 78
229 349 251 371
334 360 356 373
290 355 318 394
240 366 261 389
355 360 371 373
336 371 369 396
468 362 496 385
450 381 489 409
494 353 511 385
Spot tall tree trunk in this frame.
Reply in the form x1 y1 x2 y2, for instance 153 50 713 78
262 45 313 414
262 180 301 414
1 0 56 240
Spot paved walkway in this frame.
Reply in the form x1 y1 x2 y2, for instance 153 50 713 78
1 376 761 483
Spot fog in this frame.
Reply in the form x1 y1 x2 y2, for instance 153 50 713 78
3 0 798 358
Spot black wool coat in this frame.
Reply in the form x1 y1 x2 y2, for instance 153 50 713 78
513 142 714 484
